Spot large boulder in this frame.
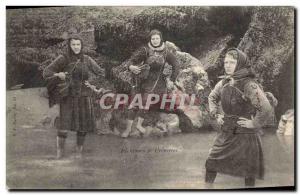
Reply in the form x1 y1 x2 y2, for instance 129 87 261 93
171 42 212 129
174 66 211 129
238 7 294 118
109 41 212 136
238 7 294 91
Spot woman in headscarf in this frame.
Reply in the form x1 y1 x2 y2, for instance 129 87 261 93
121 29 180 137
205 48 273 187
43 34 104 159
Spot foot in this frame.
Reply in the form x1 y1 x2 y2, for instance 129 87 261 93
113 127 121 136
121 129 131 138
156 122 167 132
136 124 146 134
142 127 151 138
245 177 255 187
75 146 83 159
204 182 214 189
56 149 64 159
121 120 134 138
205 170 217 184
56 136 66 159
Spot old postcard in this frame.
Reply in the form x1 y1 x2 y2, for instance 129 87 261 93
6 6 295 190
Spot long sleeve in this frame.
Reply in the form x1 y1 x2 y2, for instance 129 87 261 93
86 56 105 87
86 56 105 77
244 81 273 128
43 55 65 81
166 51 179 82
208 80 223 117
42 55 66 107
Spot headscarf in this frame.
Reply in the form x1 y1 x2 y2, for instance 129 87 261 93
219 48 255 84
64 34 84 63
148 29 164 48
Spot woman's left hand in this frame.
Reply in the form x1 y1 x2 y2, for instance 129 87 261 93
95 88 112 94
84 81 96 90
237 116 255 129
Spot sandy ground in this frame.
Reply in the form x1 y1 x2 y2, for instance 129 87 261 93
6 88 294 189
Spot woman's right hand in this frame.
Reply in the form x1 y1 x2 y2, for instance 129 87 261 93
129 65 141 74
54 72 67 80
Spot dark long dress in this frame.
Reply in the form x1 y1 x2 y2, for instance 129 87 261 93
205 77 273 179
43 54 103 133
205 48 274 179
128 42 179 95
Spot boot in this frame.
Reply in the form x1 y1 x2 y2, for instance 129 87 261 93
136 117 146 134
75 134 86 159
113 126 121 136
245 177 255 187
205 170 217 183
75 145 83 159
56 136 66 159
121 120 134 138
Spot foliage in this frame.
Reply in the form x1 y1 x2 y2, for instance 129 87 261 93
238 7 294 93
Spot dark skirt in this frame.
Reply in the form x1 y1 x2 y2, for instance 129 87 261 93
59 96 95 132
141 74 167 95
205 126 264 179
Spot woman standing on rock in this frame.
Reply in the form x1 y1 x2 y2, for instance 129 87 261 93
121 29 180 137
205 48 273 187
43 34 104 159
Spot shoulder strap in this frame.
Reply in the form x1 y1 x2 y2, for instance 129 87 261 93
67 59 81 75
149 49 168 93
143 46 148 57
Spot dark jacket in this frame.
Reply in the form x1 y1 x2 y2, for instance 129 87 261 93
127 42 179 94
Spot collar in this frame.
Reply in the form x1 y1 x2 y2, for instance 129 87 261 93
148 42 165 51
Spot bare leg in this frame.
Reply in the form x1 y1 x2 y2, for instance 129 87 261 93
136 117 146 134
113 126 121 136
56 136 66 159
56 130 67 159
121 120 134 138
75 131 86 158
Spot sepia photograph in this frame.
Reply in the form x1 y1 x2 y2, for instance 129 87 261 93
6 6 295 190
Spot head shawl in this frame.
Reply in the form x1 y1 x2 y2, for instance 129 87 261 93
220 48 255 81
65 33 84 62
148 29 164 48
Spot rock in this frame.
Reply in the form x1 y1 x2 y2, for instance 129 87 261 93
237 7 294 123
10 84 24 90
198 35 235 86
39 104 59 128
276 109 294 156
157 41 213 130
111 59 134 94
95 108 113 135
157 113 181 135
277 109 294 136
238 7 294 98
173 56 211 129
